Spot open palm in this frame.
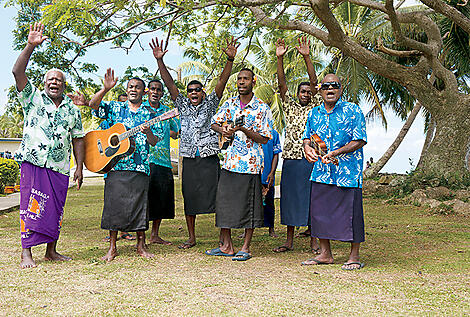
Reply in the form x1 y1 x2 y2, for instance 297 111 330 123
28 22 48 47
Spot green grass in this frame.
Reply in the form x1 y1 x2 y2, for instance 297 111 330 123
0 177 468 316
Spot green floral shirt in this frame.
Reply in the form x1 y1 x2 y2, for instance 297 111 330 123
14 80 84 176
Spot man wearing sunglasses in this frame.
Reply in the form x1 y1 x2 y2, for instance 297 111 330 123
150 36 239 249
274 36 322 255
301 74 367 271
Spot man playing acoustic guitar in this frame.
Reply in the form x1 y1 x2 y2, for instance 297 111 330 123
150 36 239 249
85 71 160 261
302 74 367 270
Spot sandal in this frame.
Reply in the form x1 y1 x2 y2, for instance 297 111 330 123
273 245 293 253
120 233 136 240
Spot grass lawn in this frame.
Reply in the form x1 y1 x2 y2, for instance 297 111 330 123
0 177 468 316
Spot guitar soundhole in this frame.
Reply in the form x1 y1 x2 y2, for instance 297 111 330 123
110 135 119 147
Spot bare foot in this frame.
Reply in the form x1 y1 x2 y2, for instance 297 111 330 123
268 228 278 238
44 251 72 262
137 247 155 258
20 249 37 269
101 248 118 262
149 237 172 245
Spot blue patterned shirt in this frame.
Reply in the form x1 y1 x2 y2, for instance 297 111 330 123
92 101 161 175
261 129 282 185
212 95 273 174
302 98 367 188
146 101 180 169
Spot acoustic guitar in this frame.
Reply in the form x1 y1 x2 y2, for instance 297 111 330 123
218 115 245 150
310 133 339 166
84 108 179 173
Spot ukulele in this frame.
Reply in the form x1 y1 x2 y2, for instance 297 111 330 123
218 115 245 150
310 133 339 166
84 108 179 173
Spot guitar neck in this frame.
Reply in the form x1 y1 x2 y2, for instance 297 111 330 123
118 116 162 141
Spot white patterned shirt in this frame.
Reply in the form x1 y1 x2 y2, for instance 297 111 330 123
212 95 273 174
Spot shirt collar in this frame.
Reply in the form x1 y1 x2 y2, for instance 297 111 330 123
235 95 257 109
319 97 344 114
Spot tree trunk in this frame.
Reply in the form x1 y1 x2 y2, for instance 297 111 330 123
418 94 470 179
364 101 422 178
417 116 436 169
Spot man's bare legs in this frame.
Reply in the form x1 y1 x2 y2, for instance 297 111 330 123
136 231 154 258
102 230 118 262
273 225 295 252
341 242 362 270
149 219 172 245
301 239 334 265
179 215 196 249
240 228 254 254
20 248 36 269
310 236 320 253
44 240 72 261
218 228 235 255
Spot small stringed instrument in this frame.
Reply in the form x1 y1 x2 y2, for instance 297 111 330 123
84 108 179 173
310 133 339 166
218 115 245 150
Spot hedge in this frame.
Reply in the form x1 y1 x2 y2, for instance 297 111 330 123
0 158 20 193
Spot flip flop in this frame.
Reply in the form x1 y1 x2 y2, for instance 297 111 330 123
273 245 293 253
232 251 252 261
205 248 235 257
311 248 321 254
341 262 365 270
120 233 136 240
178 242 196 249
301 258 332 266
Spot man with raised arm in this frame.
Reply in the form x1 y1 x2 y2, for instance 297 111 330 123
12 22 85 269
85 70 160 261
208 68 273 261
274 37 322 255
150 37 239 249
145 79 180 245
301 74 367 270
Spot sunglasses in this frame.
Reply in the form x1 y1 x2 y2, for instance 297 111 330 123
320 82 341 90
187 87 203 93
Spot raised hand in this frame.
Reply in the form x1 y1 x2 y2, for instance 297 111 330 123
222 36 240 59
103 68 118 91
296 36 311 56
149 37 168 60
67 91 89 107
276 38 288 57
28 22 48 47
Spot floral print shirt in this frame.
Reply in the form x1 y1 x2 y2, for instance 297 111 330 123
146 102 180 169
282 91 321 160
212 95 273 174
175 92 220 158
302 98 367 188
92 101 161 175
15 80 84 176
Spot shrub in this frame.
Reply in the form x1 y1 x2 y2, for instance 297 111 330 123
0 158 20 193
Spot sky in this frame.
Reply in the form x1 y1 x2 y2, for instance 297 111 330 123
0 5 425 174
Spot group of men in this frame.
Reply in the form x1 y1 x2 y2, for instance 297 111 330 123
14 22 367 270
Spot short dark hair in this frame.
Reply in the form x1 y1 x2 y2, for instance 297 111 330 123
128 77 146 89
148 79 164 91
239 67 255 79
186 80 203 89
297 81 311 94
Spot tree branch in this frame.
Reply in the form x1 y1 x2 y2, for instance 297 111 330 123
419 0 470 34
